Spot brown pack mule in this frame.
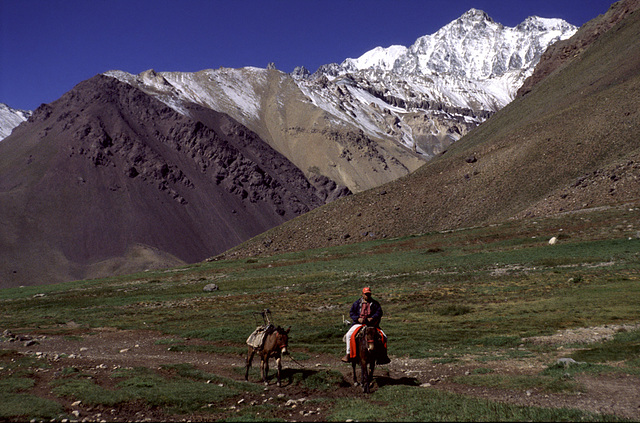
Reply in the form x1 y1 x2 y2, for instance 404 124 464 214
245 325 290 386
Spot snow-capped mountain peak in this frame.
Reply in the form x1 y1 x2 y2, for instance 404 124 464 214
0 103 31 140
342 45 409 72
288 9 577 156
101 9 577 192
454 8 496 27
338 9 577 81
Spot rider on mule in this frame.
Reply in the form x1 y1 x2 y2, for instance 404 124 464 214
342 287 391 364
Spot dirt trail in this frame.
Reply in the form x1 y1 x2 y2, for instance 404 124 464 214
3 326 639 421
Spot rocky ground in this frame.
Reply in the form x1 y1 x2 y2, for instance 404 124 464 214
3 324 639 422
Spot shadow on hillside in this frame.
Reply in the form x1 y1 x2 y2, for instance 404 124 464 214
375 375 421 387
260 365 420 388
277 368 353 388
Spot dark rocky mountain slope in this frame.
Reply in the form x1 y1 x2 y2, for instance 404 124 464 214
223 0 640 260
0 76 349 288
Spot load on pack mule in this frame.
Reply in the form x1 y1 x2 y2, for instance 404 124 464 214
245 309 291 387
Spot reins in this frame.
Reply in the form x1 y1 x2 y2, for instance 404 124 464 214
285 354 306 368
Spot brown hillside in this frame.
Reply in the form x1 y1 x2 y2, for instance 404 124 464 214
223 0 640 260
0 76 347 288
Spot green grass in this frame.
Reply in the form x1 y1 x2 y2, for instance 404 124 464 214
291 369 346 391
0 394 65 421
49 364 253 415
0 205 639 421
50 378 127 407
570 329 640 368
0 376 35 392
452 373 582 394
0 351 66 420
328 385 628 422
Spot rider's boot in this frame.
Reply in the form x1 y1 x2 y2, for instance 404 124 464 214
377 346 391 365
341 354 350 363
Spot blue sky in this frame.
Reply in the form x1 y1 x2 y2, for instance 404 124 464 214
1 0 614 111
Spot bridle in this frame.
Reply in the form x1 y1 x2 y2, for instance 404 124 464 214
357 326 376 351
276 332 288 352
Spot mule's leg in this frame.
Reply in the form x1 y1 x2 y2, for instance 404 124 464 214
361 361 369 393
245 348 255 381
351 361 359 386
275 355 282 387
368 361 376 392
261 355 270 385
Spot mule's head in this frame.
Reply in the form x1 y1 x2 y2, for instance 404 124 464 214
365 326 377 352
275 326 291 355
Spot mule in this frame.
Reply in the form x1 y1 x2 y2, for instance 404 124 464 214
245 325 290 386
351 325 379 393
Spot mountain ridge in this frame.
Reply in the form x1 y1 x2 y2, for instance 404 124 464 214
221 0 640 260
104 9 576 193
0 7 614 288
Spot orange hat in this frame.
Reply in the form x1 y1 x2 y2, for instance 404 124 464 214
362 287 371 294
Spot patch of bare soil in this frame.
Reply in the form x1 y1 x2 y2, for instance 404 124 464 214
3 325 639 422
